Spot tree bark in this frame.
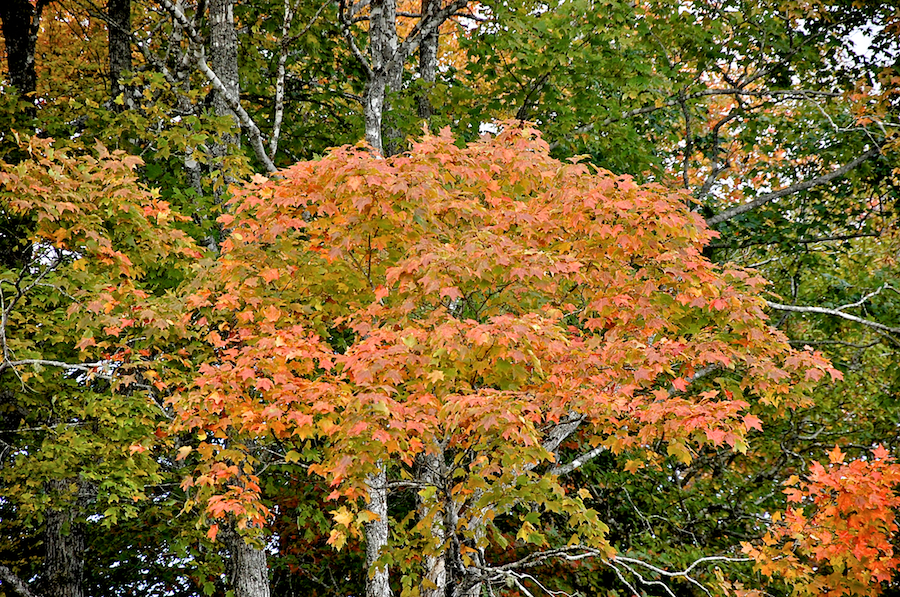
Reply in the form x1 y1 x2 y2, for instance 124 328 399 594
0 564 41 597
208 0 241 149
365 464 392 597
107 0 132 109
417 452 446 597
416 0 439 120
363 0 389 155
0 0 47 115
225 524 272 597
379 0 402 156
41 480 86 597
205 0 241 249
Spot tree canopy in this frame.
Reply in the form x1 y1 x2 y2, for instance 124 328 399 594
0 0 898 596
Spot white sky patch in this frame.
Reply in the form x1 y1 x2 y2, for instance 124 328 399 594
848 26 875 58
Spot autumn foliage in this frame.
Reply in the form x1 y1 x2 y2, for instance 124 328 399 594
744 446 900 597
165 125 841 587
0 137 200 525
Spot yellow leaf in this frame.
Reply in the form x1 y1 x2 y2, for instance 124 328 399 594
331 507 354 527
624 459 644 473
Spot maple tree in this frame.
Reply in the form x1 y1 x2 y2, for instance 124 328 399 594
167 124 840 597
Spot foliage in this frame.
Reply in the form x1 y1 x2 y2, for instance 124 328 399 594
168 125 839 592
744 446 900 597
0 136 201 586
1 0 899 595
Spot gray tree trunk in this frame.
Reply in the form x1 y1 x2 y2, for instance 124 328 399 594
363 0 390 155
205 0 241 249
41 480 88 597
417 0 439 120
365 465 392 597
379 0 402 156
225 524 272 597
107 0 132 108
417 452 446 597
209 0 241 150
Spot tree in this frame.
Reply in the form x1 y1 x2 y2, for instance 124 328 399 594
0 0 49 114
0 136 200 597
169 125 839 597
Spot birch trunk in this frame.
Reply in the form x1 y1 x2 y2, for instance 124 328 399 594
363 0 388 155
417 452 446 597
365 464 392 597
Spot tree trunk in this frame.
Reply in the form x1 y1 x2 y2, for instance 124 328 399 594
205 0 241 248
0 0 47 115
363 0 388 155
416 0 439 120
379 0 402 156
41 480 86 597
226 524 272 597
107 0 132 109
365 464 391 597
363 76 387 156
208 0 241 149
417 452 446 597
363 0 406 156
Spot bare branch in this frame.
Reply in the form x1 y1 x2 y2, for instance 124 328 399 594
0 359 115 376
0 564 41 597
552 87 844 150
694 109 742 202
154 0 278 173
765 299 900 335
549 445 606 476
833 284 891 312
707 231 881 250
706 146 881 226
338 0 374 78
392 0 471 68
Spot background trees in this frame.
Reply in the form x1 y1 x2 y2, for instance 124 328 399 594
0 0 898 596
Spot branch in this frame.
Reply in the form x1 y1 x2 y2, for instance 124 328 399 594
707 231 881 250
765 300 900 335
547 365 721 477
609 554 752 597
549 445 606 476
0 564 41 597
705 146 881 226
155 0 278 173
270 0 332 160
0 359 116 377
337 0 374 78
392 0 471 68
